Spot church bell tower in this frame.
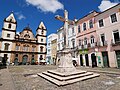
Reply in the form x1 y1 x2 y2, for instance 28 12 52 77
1 12 17 64
36 22 47 63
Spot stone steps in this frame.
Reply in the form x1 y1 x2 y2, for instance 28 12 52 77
47 70 87 77
37 70 100 86
42 71 93 81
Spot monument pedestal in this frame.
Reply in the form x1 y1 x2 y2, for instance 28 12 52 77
57 48 76 73
38 48 100 86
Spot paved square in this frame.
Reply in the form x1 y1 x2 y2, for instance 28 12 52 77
1 65 120 90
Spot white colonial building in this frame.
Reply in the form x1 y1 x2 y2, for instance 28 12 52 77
46 33 58 64
57 20 78 59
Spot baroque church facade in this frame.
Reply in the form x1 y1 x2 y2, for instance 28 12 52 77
0 12 47 65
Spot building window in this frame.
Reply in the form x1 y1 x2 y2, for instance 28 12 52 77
71 39 75 48
62 32 64 38
24 34 30 39
78 25 80 33
99 19 104 27
40 55 43 60
23 46 29 51
15 54 18 57
84 38 87 45
41 30 44 35
10 19 12 22
72 27 74 34
8 23 11 29
91 36 95 44
62 42 64 47
32 55 34 59
7 34 10 38
58 43 60 50
68 40 70 46
110 13 117 23
89 19 93 28
41 38 43 42
48 43 50 46
79 39 82 46
83 23 86 31
48 49 50 53
113 30 120 43
16 46 19 50
100 34 105 46
4 43 9 50
40 46 44 52
58 34 60 39
32 47 35 52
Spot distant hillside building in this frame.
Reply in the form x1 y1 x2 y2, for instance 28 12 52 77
0 12 47 65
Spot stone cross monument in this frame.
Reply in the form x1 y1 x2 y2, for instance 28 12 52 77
55 10 76 73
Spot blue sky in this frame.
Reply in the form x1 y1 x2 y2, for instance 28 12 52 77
0 0 119 37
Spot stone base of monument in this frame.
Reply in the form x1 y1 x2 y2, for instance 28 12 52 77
38 48 100 86
37 70 100 86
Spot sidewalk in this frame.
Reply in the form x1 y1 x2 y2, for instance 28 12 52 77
77 66 120 75
0 66 15 90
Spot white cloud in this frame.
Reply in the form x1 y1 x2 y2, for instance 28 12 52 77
98 0 118 12
15 12 26 20
25 0 64 13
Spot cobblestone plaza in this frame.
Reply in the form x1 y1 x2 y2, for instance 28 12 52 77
0 65 120 90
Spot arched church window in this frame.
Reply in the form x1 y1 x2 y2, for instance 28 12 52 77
23 45 29 51
10 19 12 22
40 55 43 60
40 46 44 52
24 34 30 39
32 46 36 52
16 45 20 50
41 30 44 35
8 23 11 29
42 26 44 30
4 43 10 50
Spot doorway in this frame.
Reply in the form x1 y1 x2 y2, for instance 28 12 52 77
14 58 18 65
3 54 8 66
85 54 89 66
116 51 120 68
22 55 28 65
102 52 109 67
91 53 97 67
80 54 83 66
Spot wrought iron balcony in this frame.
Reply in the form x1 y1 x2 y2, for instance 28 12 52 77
111 39 120 46
97 41 108 47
